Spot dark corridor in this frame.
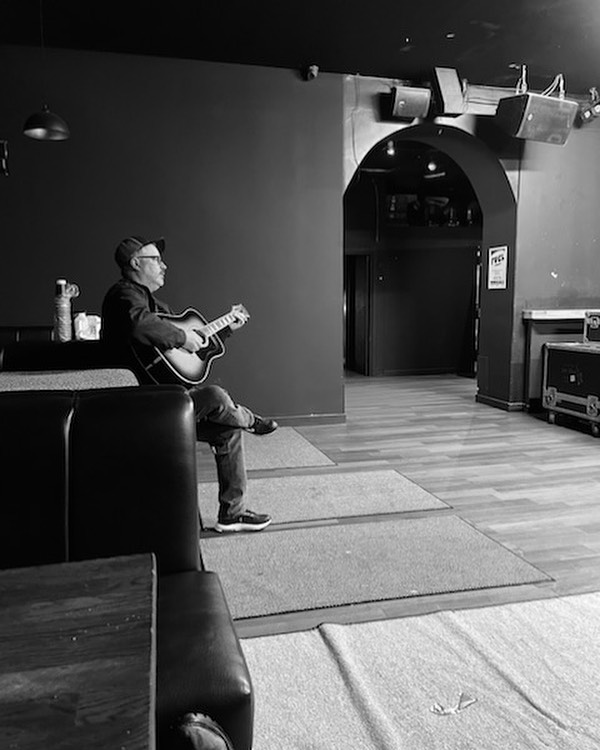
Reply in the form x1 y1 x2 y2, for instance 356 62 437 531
344 138 482 378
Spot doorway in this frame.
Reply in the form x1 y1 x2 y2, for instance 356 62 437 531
343 138 482 378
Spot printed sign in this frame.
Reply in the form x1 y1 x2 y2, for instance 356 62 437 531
488 245 508 290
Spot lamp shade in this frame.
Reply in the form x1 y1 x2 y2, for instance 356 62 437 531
23 104 70 141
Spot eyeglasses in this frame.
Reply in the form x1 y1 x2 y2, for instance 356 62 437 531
136 255 165 265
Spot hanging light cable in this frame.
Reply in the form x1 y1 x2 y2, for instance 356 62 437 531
23 0 70 141
541 73 566 99
515 64 528 94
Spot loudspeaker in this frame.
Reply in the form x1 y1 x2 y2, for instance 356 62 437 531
390 86 432 119
494 93 579 145
432 67 465 116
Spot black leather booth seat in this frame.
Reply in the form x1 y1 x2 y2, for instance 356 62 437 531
0 339 127 372
0 386 253 750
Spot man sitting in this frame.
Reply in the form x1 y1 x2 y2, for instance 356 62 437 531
101 235 276 533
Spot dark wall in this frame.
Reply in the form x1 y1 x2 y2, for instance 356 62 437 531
514 124 600 309
371 238 479 376
0 45 345 421
345 222 480 377
512 121 600 388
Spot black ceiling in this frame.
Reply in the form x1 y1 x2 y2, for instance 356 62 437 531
2 0 599 96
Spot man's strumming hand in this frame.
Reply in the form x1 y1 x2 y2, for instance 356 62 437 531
181 329 204 352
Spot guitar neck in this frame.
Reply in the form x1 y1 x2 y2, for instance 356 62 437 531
199 312 238 337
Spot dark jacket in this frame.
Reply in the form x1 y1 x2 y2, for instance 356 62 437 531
102 278 186 351
101 278 187 382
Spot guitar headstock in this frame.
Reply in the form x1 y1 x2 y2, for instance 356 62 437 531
230 303 250 329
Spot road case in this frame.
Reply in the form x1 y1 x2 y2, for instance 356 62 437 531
583 310 600 344
542 342 600 436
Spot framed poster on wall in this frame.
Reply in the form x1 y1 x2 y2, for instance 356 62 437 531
488 245 508 290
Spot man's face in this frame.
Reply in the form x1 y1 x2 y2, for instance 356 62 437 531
130 243 167 292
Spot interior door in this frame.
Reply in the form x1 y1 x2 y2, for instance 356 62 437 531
457 245 481 377
344 254 371 374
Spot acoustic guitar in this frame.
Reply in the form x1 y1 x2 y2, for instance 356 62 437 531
133 304 249 386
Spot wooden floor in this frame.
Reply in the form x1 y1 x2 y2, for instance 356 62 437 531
197 374 600 639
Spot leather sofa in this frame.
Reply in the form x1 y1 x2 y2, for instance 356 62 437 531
0 339 129 372
0 384 253 750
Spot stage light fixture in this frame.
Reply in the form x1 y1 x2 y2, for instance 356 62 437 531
578 87 600 125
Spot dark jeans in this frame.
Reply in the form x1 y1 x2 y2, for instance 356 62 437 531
189 384 255 522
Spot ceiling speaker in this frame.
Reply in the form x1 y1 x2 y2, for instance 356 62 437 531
494 93 579 145
390 86 431 119
432 67 465 116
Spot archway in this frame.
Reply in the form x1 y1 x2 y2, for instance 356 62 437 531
344 122 518 407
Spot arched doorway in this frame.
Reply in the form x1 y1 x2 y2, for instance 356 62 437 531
344 122 517 405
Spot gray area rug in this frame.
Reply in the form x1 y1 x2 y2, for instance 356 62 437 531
242 592 600 750
200 516 551 619
242 427 334 470
198 470 449 528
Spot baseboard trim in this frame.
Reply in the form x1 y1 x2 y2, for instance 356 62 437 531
381 367 458 376
476 393 526 412
526 398 544 414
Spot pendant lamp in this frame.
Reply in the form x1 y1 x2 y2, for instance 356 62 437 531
23 104 70 141
23 0 70 142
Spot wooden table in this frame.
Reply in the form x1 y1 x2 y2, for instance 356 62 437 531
0 554 157 750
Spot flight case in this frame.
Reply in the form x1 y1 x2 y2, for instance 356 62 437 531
542 341 600 436
583 310 600 344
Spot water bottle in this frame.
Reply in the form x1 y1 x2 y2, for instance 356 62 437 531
54 279 71 342
54 278 80 342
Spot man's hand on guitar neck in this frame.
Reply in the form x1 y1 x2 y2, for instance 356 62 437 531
181 329 204 353
229 303 250 331
176 303 249 353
